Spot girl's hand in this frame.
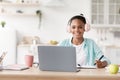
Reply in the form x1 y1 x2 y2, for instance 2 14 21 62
96 60 107 68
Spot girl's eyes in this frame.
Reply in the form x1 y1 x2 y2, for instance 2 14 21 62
71 26 83 29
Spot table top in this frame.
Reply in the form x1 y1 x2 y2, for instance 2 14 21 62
0 67 119 76
0 67 120 80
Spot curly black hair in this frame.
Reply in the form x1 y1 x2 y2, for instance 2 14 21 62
68 14 86 25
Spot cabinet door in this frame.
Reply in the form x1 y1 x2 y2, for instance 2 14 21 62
91 0 120 25
91 0 105 24
109 0 120 24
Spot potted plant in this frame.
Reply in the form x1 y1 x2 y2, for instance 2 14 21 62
36 10 42 29
1 21 6 28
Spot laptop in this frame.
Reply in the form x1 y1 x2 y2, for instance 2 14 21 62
38 46 80 72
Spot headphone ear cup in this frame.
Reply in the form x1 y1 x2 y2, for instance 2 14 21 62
66 26 71 33
85 23 90 32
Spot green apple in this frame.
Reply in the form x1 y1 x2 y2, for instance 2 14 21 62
108 64 119 74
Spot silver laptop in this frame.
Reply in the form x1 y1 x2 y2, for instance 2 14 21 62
38 46 80 72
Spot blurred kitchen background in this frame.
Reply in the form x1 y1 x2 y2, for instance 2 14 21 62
0 0 120 65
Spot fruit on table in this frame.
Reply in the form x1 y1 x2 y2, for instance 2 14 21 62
49 40 58 45
108 64 119 74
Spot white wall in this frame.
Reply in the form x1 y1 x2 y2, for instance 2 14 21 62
39 0 92 42
1 0 95 44
0 0 97 64
1 0 120 65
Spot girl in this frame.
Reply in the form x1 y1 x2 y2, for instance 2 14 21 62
58 14 110 68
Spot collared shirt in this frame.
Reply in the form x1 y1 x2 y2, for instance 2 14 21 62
58 37 111 66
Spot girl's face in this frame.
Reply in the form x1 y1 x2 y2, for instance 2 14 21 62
69 19 85 39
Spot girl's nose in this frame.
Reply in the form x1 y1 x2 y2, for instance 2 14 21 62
75 28 79 31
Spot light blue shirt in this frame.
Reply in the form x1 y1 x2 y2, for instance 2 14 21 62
58 37 111 66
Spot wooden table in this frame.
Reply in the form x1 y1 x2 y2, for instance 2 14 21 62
0 67 120 80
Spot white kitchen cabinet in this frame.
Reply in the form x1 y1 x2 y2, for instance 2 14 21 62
0 27 16 65
91 0 120 27
91 0 104 24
